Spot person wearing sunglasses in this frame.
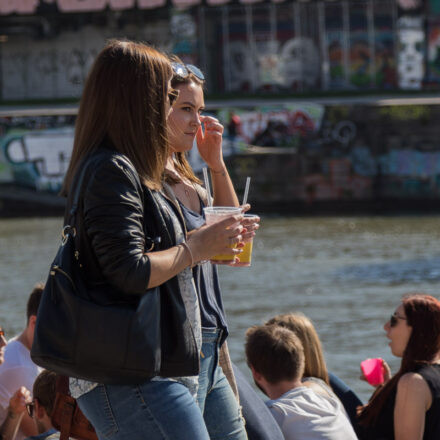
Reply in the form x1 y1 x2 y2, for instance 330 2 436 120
164 59 261 440
57 40 243 440
357 294 440 440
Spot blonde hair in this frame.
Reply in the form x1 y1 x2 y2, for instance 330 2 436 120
265 313 329 385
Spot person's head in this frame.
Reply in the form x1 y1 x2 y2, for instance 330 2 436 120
245 324 305 396
359 293 440 426
385 294 440 363
166 59 205 185
62 39 173 194
0 326 6 364
265 313 329 384
27 370 57 434
25 282 44 347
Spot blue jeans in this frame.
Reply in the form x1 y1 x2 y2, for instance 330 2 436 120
77 379 210 440
197 329 247 440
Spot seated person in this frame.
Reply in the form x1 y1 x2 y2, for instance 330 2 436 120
266 312 362 433
245 324 358 440
24 370 58 440
357 294 440 440
1 370 60 440
0 284 44 439
232 363 284 440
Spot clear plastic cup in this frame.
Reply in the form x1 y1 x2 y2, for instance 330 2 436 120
203 206 242 264
234 214 259 267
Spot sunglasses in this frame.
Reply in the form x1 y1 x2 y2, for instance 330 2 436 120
171 62 205 81
390 314 407 327
26 401 35 418
168 89 179 106
0 328 4 337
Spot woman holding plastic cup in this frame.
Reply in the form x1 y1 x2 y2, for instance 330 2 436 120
164 59 259 440
357 294 440 440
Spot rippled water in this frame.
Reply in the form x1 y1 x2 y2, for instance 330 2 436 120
1 215 440 402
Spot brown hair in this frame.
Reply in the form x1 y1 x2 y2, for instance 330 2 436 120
245 324 305 384
165 56 205 186
62 39 172 194
265 313 329 385
33 370 57 417
358 294 440 427
27 282 44 323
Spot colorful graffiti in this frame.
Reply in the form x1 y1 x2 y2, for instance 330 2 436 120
1 103 440 207
224 102 440 204
0 116 75 192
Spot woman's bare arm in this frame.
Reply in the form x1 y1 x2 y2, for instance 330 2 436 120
394 372 431 440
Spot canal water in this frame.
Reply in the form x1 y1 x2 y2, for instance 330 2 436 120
1 215 440 403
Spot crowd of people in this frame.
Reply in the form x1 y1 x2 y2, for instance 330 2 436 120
1 39 440 440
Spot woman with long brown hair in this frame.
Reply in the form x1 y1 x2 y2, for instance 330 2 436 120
59 40 243 440
358 294 440 440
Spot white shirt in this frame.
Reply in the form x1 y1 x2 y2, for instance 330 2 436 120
266 380 358 440
0 338 42 440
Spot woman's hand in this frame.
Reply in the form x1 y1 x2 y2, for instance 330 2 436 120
196 116 225 172
187 214 244 263
8 387 31 416
241 212 260 242
359 358 391 388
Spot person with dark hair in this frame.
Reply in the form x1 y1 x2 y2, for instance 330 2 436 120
59 40 243 440
165 60 259 439
358 294 440 440
245 325 357 440
0 284 43 439
24 370 58 440
0 371 59 440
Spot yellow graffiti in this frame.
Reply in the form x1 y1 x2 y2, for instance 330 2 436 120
379 105 430 120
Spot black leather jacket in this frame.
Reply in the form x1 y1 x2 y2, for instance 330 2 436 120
65 148 199 378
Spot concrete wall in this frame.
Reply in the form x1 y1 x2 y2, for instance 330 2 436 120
2 22 170 100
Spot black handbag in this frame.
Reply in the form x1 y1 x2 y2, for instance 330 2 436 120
31 162 162 384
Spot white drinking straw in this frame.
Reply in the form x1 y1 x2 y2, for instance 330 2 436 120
203 167 213 207
242 176 251 205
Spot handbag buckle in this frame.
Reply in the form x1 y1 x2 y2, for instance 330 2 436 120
61 225 77 244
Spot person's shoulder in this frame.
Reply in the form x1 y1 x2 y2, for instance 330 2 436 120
398 372 428 388
84 149 141 195
1 339 27 368
397 372 431 403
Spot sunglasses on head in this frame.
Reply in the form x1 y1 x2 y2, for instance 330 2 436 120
171 62 205 81
26 401 35 418
0 328 4 338
390 314 407 327
168 89 179 106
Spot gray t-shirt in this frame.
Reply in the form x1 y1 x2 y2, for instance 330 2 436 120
266 378 358 440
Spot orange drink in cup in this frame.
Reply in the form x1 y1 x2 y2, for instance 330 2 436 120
203 206 242 264
235 214 258 267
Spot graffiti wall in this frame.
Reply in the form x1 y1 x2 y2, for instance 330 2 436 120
0 115 75 191
2 22 170 100
2 102 440 212
221 103 440 207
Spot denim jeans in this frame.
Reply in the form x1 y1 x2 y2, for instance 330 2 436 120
77 379 210 440
197 329 247 440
